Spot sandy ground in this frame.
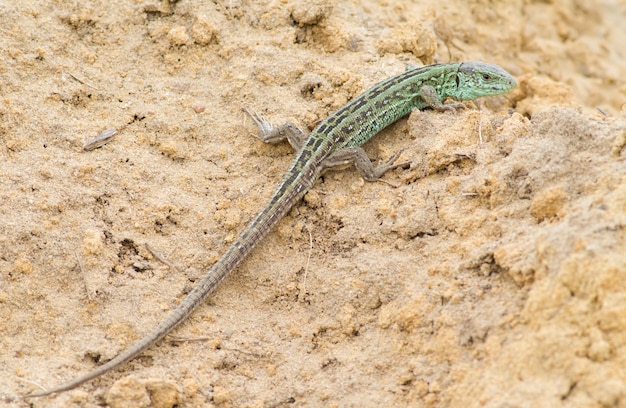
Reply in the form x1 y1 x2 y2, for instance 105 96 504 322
1 0 625 407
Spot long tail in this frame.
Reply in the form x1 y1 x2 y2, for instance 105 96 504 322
24 168 312 398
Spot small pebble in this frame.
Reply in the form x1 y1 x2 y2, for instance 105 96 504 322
83 128 117 151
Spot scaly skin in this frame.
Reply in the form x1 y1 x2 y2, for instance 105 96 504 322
22 61 515 399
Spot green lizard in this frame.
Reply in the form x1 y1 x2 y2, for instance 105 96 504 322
23 61 516 398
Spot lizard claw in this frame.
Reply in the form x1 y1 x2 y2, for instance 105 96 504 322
373 147 411 179
243 108 275 137
434 102 466 113
383 147 410 169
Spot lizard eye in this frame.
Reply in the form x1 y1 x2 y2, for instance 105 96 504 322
482 73 492 80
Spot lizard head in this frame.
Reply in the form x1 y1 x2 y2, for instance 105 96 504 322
455 62 517 100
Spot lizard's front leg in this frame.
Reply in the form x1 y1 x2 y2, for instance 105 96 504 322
420 85 466 112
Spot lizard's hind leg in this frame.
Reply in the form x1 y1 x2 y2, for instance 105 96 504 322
322 147 410 182
244 108 307 151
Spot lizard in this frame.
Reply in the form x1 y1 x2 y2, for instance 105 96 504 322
22 61 516 399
